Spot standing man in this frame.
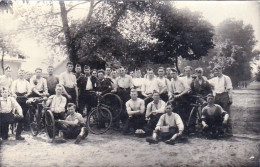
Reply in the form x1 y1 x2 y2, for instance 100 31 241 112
208 65 233 136
96 70 113 95
157 67 170 102
59 62 78 105
0 66 13 91
165 67 172 80
132 68 144 98
105 66 112 79
123 89 145 135
74 64 84 81
30 68 49 97
180 66 193 89
46 65 59 96
77 65 97 115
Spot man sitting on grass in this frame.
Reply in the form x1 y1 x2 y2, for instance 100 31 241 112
56 103 88 144
146 103 184 145
201 94 229 139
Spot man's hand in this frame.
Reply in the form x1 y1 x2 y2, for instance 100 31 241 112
67 95 72 99
151 110 158 115
111 89 116 93
175 94 181 98
24 94 29 98
155 126 161 131
222 119 228 125
202 121 208 128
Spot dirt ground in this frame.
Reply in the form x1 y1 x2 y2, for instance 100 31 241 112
0 89 259 167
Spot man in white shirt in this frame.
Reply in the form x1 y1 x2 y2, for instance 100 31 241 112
0 87 25 140
208 65 233 135
157 67 170 102
132 68 144 97
180 66 193 89
59 62 78 105
0 66 13 91
46 84 67 120
165 67 172 80
146 103 184 145
30 68 49 97
144 91 166 135
123 89 145 135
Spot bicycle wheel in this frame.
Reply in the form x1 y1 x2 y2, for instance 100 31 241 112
187 107 196 127
45 110 55 143
101 93 122 120
87 107 112 135
28 108 40 136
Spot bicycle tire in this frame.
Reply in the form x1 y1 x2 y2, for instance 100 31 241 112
187 107 196 127
29 108 40 136
87 107 112 135
101 93 122 120
45 110 55 143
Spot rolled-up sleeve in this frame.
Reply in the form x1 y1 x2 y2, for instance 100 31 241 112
10 97 23 116
175 114 184 132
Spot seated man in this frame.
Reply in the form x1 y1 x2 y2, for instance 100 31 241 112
146 103 184 145
56 103 88 144
0 87 25 140
143 91 166 135
201 94 229 138
123 89 145 135
46 84 67 120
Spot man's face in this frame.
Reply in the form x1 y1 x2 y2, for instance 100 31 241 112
147 71 154 78
207 96 214 104
129 71 134 77
75 67 81 73
92 71 97 77
214 69 222 77
47 67 53 75
171 72 178 78
166 68 171 75
98 72 104 79
84 68 90 75
111 71 117 78
56 87 63 95
165 105 173 115
106 68 111 75
135 70 141 78
18 71 25 79
184 69 191 76
35 70 42 78
196 70 202 77
120 68 125 76
67 64 73 72
1 90 9 98
67 106 75 115
158 69 164 77
153 93 160 101
130 91 138 100
5 70 11 77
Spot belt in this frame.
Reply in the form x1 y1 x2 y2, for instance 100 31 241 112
216 92 228 95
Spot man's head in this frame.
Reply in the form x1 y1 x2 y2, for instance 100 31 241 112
91 69 97 77
66 62 74 72
165 103 173 116
67 103 76 115
47 66 54 75
84 65 91 75
147 68 154 79
184 66 192 77
195 67 203 78
0 87 9 98
97 69 105 79
135 68 142 78
119 66 126 76
18 69 25 79
158 67 165 77
170 68 178 79
105 67 112 76
35 68 43 78
130 88 138 100
55 84 63 95
129 71 134 78
75 64 82 74
4 66 11 77
111 69 117 78
207 94 215 105
152 90 160 102
213 65 223 77
166 67 171 75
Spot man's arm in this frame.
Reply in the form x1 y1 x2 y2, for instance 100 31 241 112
11 97 23 117
175 114 184 135
154 101 166 114
58 119 79 126
43 79 48 95
129 76 134 89
145 103 152 118
126 102 141 116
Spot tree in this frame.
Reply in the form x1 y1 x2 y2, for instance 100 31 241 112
255 66 260 81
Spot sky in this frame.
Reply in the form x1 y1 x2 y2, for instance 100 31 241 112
0 1 259 72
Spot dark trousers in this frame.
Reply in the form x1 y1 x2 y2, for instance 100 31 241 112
0 113 23 139
78 90 94 115
156 127 178 141
117 87 131 123
64 87 77 104
215 92 232 134
53 112 65 120
56 123 85 139
160 92 168 102
202 121 225 138
123 115 145 134
16 93 29 128
143 114 162 135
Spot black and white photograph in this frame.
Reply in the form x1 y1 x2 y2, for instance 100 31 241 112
0 0 259 166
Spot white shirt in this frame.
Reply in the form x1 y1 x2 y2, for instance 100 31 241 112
30 75 48 92
86 76 93 90
180 76 192 89
168 77 188 95
156 113 184 132
12 79 31 94
0 75 13 90
48 95 67 113
157 77 170 93
208 75 232 94
0 97 23 115
146 100 166 117
133 77 145 91
59 71 77 88
141 78 160 94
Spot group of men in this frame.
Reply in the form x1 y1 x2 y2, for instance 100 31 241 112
0 62 233 145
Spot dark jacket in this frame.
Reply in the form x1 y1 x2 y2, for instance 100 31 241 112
77 75 97 93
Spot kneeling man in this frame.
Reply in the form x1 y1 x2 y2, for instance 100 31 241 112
146 103 184 145
201 94 229 138
56 103 88 144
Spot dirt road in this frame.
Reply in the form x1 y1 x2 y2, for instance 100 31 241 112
0 89 259 167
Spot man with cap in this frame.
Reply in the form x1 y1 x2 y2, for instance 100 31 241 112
0 66 13 91
59 62 78 104
201 94 229 138
208 65 233 136
146 103 184 145
123 88 145 135
77 65 97 115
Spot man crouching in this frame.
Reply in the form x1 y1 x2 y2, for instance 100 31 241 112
56 103 88 144
146 103 184 145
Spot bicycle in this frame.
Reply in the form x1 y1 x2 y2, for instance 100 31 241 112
87 91 116 134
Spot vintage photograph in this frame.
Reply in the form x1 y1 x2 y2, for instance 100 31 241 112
0 0 259 166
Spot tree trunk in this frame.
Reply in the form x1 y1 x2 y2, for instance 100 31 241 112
59 0 77 65
1 50 4 74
